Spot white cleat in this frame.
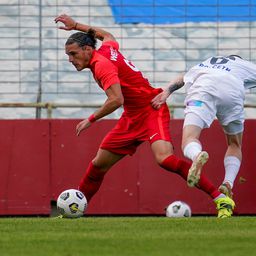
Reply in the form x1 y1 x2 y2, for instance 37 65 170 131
218 182 233 198
187 151 209 187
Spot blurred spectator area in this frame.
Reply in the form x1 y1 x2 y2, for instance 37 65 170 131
0 0 255 119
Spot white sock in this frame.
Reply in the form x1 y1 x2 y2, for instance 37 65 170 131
183 142 202 161
223 156 241 188
214 194 226 201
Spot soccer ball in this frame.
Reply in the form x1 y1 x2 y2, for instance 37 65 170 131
166 201 191 218
57 189 87 218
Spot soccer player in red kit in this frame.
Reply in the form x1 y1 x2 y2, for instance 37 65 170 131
55 14 235 218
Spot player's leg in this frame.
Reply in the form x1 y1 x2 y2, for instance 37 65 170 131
149 104 216 199
219 122 243 197
183 121 236 217
78 148 125 202
148 104 194 184
217 86 244 197
149 103 234 217
79 113 141 202
182 113 209 187
151 138 219 200
151 139 235 217
151 140 192 182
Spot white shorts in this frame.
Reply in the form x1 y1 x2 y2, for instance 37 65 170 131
184 74 245 134
184 111 244 134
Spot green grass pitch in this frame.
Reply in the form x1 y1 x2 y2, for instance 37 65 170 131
0 216 256 256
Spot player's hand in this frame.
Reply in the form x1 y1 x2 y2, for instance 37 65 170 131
54 14 77 30
76 119 91 136
151 89 170 109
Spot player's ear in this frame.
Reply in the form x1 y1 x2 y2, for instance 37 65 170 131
83 45 94 53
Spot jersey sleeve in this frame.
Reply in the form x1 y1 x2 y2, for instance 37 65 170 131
102 40 119 50
94 60 120 91
242 60 256 89
245 64 256 81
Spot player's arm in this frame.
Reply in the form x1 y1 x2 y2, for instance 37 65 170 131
54 14 116 42
76 84 123 136
92 84 124 120
151 74 185 109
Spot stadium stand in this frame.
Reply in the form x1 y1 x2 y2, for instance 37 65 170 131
0 0 255 118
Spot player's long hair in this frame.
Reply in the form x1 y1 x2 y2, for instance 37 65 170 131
65 29 97 49
226 54 243 59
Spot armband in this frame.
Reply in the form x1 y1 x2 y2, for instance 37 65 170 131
88 114 96 123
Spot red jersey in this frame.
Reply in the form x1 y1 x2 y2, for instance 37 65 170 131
88 41 162 113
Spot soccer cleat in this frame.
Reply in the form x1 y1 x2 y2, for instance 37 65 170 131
218 182 233 198
52 215 64 219
215 196 235 218
187 151 209 187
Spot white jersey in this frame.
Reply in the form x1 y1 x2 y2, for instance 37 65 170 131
183 56 256 130
184 56 256 90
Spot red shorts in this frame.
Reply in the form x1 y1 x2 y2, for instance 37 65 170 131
100 104 172 155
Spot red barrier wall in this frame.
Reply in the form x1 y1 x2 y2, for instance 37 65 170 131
0 120 50 215
0 119 255 216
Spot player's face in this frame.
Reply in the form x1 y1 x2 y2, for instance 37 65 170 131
65 43 93 71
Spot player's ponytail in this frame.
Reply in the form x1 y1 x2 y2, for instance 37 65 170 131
65 31 97 49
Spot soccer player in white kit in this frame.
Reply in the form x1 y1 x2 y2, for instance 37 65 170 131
152 55 256 198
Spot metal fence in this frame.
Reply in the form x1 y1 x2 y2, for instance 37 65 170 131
0 0 255 119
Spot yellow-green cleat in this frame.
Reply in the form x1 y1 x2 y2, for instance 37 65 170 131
215 196 235 218
52 215 64 219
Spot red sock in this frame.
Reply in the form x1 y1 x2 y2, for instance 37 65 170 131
197 175 221 199
160 155 189 179
78 162 106 202
160 155 221 199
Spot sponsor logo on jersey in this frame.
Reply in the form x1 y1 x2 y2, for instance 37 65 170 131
110 47 118 61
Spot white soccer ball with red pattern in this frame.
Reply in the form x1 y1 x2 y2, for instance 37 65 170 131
166 201 192 218
57 189 87 218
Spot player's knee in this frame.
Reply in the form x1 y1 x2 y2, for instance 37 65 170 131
91 159 110 172
154 153 170 165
